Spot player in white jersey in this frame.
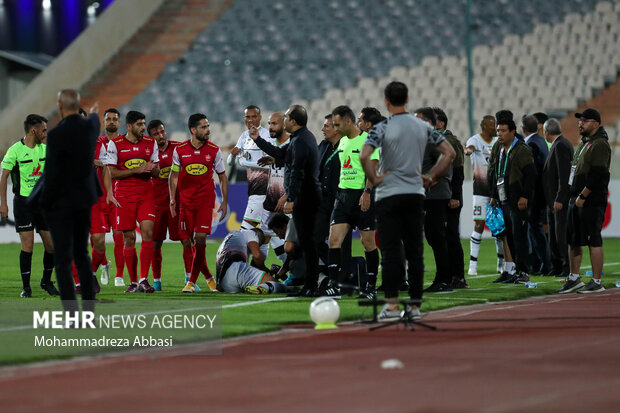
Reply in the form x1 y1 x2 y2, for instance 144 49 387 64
215 228 285 294
465 115 504 275
229 106 274 229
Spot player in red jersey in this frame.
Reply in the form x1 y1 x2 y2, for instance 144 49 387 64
169 113 228 293
99 108 127 286
103 110 159 293
147 119 193 291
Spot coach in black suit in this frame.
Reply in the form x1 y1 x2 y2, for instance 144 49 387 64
521 115 550 274
40 89 101 313
542 118 573 276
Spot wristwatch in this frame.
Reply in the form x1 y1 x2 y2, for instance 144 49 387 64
578 193 586 200
363 188 372 194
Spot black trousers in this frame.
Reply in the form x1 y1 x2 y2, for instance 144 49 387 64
501 202 531 273
424 199 451 285
547 206 570 275
376 194 425 301
44 207 95 313
293 191 321 290
528 206 550 273
314 194 352 274
446 205 464 280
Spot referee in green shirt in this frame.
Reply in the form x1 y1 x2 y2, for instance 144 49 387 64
0 114 57 298
322 105 381 297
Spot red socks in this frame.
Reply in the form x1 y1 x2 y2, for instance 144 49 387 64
152 248 162 280
139 241 154 281
72 262 79 285
123 246 137 283
113 231 125 278
190 243 206 284
91 249 106 273
182 246 193 274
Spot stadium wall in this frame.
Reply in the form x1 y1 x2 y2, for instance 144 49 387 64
1 181 619 243
0 0 165 149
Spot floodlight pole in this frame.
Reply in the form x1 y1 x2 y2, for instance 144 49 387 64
466 0 474 137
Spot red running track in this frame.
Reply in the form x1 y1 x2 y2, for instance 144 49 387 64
1 289 620 413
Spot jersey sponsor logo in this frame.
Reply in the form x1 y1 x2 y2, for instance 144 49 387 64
124 158 146 169
185 163 208 175
30 164 43 177
343 156 353 169
158 166 171 179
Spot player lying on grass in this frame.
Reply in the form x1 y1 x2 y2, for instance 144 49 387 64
213 228 286 294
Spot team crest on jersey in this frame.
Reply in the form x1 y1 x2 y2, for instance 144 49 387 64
124 158 146 169
185 163 208 175
145 149 152 156
158 166 171 178
205 154 211 162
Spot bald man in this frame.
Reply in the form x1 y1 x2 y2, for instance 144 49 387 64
40 89 101 314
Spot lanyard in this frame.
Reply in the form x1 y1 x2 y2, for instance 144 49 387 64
574 141 591 164
498 139 517 178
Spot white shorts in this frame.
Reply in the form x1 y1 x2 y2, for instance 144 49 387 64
261 209 276 237
219 261 266 293
472 195 490 221
243 195 266 225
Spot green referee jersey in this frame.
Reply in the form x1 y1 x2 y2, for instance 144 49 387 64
1 139 46 197
338 131 379 190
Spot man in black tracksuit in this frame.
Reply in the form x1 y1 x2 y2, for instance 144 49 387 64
251 105 322 297
492 119 536 284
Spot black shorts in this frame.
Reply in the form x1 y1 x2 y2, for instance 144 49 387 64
13 195 48 233
567 198 605 248
330 189 376 231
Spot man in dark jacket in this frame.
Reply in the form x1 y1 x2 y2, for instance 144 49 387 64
41 89 101 313
542 118 573 277
251 105 322 297
521 115 550 274
558 109 611 294
492 119 536 284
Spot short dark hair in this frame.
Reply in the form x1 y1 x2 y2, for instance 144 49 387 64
104 108 120 117
23 114 47 134
250 228 266 245
432 107 448 127
498 119 517 132
384 81 408 106
126 110 145 125
268 213 290 231
495 109 514 123
532 112 548 125
288 105 307 127
331 105 356 123
521 115 539 134
245 105 261 113
324 114 333 120
361 107 385 127
414 107 437 126
188 113 207 131
147 119 164 134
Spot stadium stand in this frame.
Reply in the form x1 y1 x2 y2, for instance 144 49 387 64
118 0 619 152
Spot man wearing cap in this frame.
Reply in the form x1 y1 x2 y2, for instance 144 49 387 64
558 109 611 294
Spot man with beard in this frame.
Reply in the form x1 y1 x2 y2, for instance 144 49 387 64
104 111 159 293
99 108 127 286
230 106 274 230
256 112 289 267
171 113 228 293
1 114 57 297
148 120 189 291
558 109 611 294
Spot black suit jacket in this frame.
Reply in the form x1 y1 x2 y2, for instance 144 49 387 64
542 135 574 209
40 113 101 210
525 133 549 208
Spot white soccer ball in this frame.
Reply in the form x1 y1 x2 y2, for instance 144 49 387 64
309 297 340 326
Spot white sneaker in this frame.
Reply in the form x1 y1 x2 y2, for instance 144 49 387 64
467 266 477 276
378 305 401 322
114 277 125 287
100 261 111 285
404 306 422 320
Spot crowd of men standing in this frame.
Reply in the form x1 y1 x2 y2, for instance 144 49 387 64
0 82 612 319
